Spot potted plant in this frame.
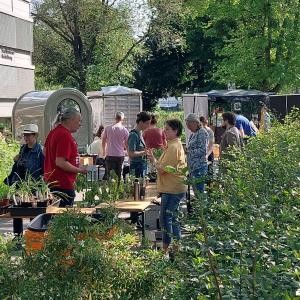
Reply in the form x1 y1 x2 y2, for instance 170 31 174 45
7 174 57 216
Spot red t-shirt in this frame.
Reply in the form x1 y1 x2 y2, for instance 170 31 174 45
143 127 166 149
44 125 79 189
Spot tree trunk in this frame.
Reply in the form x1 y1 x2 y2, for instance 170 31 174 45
73 36 86 94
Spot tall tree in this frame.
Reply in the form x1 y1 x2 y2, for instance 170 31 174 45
212 0 300 92
134 0 191 109
32 0 139 93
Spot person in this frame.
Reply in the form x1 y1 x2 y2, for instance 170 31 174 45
185 113 208 193
147 119 187 254
127 111 151 227
44 108 87 207
0 125 4 140
143 114 166 150
219 112 241 158
261 105 271 132
235 112 257 138
87 125 105 166
7 124 44 236
127 111 151 178
102 112 129 180
200 116 215 161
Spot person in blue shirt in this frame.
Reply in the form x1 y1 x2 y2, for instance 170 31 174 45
127 111 151 177
235 113 257 138
127 111 151 227
10 124 44 236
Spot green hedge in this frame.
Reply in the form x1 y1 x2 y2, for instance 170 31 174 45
0 139 19 198
167 109 300 299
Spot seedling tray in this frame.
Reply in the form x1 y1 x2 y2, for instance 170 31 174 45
7 200 57 217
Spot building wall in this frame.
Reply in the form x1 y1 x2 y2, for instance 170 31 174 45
0 0 34 117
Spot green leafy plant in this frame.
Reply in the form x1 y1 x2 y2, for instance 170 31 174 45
165 110 300 299
0 139 19 199
0 211 174 299
77 173 135 208
8 174 54 205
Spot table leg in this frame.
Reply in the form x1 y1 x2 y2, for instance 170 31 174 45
141 211 145 238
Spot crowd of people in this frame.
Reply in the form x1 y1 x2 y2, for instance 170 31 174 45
6 107 263 254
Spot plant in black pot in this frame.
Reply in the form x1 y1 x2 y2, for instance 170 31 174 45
7 175 57 216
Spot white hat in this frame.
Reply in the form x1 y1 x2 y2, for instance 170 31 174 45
22 124 39 134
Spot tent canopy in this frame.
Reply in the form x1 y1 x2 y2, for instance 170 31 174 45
204 89 268 102
101 86 142 96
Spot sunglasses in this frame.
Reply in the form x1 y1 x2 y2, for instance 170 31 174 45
23 133 35 137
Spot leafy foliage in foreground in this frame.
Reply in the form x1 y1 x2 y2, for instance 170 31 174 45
168 110 300 298
0 211 176 299
0 139 19 199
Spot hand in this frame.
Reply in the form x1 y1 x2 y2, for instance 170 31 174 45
13 154 20 162
145 148 154 162
79 165 88 174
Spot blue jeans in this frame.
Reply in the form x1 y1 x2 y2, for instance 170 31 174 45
191 164 208 193
160 192 185 246
130 160 147 178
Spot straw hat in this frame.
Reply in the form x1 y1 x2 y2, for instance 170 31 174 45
22 124 39 134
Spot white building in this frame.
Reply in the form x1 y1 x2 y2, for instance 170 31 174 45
0 0 34 121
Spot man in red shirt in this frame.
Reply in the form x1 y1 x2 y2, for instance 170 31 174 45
44 108 87 207
143 114 166 149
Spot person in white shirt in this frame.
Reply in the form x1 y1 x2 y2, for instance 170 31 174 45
87 125 105 165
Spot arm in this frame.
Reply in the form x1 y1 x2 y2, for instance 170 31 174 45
127 149 146 159
235 120 245 138
102 132 107 157
188 130 207 158
239 127 245 138
207 140 214 157
147 149 166 175
55 157 87 174
127 132 147 159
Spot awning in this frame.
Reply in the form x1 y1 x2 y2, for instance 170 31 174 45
0 101 14 118
205 89 268 101
101 86 142 96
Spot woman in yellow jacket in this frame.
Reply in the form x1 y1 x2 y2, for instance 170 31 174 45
148 119 187 254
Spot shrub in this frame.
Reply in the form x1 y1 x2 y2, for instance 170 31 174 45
0 139 19 198
0 211 175 299
167 110 300 298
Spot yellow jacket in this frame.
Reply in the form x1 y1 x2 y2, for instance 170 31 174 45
157 138 187 194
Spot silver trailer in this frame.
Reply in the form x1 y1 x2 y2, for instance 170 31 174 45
12 88 93 152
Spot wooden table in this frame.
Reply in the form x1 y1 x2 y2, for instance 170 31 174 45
0 183 158 237
44 183 158 237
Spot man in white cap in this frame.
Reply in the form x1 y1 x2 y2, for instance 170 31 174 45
5 124 44 237
102 112 129 180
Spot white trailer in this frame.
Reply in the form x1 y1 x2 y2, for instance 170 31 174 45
87 86 142 133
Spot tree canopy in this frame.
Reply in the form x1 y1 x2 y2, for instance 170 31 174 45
32 0 300 109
